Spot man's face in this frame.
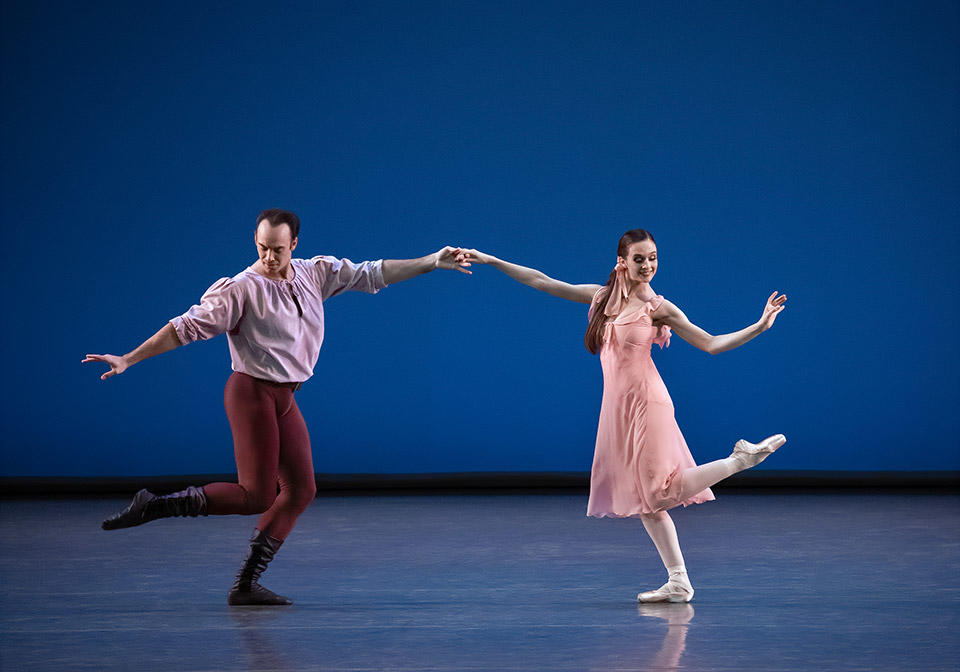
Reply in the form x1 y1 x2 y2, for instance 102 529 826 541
255 220 297 274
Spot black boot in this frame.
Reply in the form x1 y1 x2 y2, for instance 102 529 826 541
101 486 208 530
228 530 293 606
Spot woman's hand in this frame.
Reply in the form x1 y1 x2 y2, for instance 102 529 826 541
759 291 787 331
433 247 472 274
82 353 129 380
456 248 495 265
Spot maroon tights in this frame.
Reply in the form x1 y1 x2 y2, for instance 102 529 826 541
201 372 316 541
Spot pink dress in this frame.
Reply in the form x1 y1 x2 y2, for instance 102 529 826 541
586 292 716 517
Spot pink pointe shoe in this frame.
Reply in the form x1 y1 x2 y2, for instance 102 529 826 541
638 571 694 604
732 433 786 468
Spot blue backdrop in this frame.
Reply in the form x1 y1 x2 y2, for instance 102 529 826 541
2 1 957 477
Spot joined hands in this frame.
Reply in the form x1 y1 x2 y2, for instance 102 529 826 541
456 249 493 266
435 246 474 274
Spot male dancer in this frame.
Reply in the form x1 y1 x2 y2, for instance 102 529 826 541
84 208 470 605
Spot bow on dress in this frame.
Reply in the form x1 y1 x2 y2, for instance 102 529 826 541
604 261 630 318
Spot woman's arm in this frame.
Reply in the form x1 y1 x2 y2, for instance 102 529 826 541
83 322 182 380
653 291 787 355
381 246 472 284
459 249 602 304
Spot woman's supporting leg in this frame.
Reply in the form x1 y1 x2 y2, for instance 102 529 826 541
641 510 685 570
676 433 786 501
639 510 694 603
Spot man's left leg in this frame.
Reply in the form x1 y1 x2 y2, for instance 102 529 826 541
229 392 315 606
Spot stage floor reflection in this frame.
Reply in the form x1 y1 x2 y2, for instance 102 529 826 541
1 492 957 671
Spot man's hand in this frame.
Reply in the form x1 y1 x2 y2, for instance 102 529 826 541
82 353 129 380
434 246 472 274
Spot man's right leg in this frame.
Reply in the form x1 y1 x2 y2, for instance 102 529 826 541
102 373 281 530
204 373 282 515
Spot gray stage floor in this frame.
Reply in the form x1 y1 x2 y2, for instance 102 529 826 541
1 492 958 671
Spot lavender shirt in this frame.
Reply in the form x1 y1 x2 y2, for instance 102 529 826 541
170 256 386 383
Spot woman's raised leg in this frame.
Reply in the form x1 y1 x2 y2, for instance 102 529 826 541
676 434 786 501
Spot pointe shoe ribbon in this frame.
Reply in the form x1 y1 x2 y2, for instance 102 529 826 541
638 569 694 604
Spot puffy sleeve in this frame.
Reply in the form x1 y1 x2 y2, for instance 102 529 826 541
169 277 245 345
311 255 386 300
648 295 671 349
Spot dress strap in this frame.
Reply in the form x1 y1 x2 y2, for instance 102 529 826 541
646 294 666 312
648 295 670 348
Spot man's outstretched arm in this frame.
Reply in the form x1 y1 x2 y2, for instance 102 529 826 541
381 246 471 285
83 323 182 380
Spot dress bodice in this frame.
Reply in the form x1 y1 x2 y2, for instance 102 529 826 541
603 298 671 353
589 291 672 356
589 291 673 403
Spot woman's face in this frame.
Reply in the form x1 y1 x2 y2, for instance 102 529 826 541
621 239 658 286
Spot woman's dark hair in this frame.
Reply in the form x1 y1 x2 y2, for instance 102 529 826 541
584 229 657 355
256 208 301 240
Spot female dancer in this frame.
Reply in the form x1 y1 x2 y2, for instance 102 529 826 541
84 208 470 606
458 230 786 602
